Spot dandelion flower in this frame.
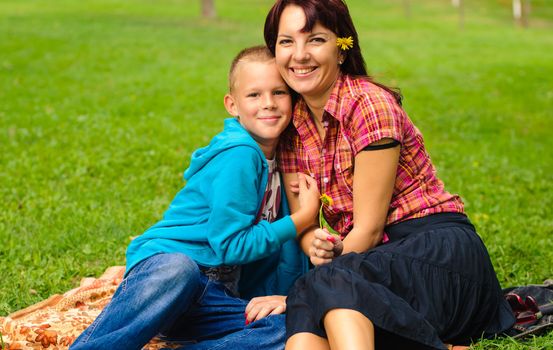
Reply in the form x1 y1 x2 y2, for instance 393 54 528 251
336 36 354 50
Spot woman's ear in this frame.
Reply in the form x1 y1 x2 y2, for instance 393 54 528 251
223 93 239 117
338 52 346 65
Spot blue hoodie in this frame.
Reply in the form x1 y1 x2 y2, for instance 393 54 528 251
126 118 308 298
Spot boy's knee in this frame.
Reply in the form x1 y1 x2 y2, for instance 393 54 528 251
164 253 200 277
148 253 201 289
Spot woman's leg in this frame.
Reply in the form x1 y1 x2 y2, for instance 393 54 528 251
323 309 375 350
285 253 448 350
70 253 203 350
286 333 330 350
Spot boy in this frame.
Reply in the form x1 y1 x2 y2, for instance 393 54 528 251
70 46 319 350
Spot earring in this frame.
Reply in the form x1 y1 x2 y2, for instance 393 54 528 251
338 60 343 65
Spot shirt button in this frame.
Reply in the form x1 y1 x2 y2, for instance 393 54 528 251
323 177 329 184
310 173 315 178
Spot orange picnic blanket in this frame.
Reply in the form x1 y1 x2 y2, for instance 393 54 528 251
0 267 180 350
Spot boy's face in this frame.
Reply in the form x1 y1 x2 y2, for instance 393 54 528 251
224 60 292 151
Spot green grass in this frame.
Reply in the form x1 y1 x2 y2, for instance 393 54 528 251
1 0 552 348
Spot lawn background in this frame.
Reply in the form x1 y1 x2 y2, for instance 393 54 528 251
1 0 552 348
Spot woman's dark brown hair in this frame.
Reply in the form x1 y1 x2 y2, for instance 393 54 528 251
264 0 402 104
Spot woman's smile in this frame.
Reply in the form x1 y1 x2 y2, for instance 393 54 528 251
275 4 342 107
290 66 317 76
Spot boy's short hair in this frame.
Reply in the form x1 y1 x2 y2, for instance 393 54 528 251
228 45 275 92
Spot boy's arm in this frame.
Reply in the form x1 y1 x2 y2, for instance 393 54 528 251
206 147 316 265
282 172 319 256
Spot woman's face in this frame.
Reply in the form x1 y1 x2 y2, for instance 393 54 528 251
275 4 343 103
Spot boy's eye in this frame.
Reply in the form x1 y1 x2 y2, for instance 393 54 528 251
246 92 259 98
274 90 289 95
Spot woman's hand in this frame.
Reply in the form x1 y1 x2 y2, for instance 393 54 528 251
245 295 287 324
309 228 344 266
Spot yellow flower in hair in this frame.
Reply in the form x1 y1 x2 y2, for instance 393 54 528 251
319 194 340 236
336 36 354 50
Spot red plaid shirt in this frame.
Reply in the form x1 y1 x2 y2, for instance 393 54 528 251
278 74 464 238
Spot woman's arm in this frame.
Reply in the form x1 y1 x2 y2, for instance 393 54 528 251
342 139 400 253
245 295 287 323
309 139 400 265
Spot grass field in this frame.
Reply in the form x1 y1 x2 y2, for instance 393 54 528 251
1 0 552 348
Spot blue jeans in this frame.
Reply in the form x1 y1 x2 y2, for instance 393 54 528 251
69 253 286 350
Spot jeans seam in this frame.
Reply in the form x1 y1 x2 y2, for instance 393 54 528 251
196 278 211 303
82 256 160 341
80 305 107 343
121 277 128 293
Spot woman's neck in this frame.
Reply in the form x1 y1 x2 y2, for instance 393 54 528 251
304 98 326 123
303 76 338 137
305 97 329 140
303 75 339 123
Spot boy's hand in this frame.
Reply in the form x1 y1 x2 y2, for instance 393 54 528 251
245 295 287 324
288 180 299 194
297 173 320 219
287 173 320 235
309 228 344 266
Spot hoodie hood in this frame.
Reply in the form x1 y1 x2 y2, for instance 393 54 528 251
184 118 265 180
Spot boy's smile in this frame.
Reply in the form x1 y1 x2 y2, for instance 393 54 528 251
224 60 292 158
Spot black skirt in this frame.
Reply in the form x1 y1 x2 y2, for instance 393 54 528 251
286 213 515 350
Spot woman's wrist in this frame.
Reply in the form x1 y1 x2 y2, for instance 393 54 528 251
342 227 383 254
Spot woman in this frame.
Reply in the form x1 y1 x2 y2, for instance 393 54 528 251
263 0 515 349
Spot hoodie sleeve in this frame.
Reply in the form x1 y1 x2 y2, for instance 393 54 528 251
204 146 297 265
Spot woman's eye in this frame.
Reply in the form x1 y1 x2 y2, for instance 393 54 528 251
278 39 292 45
310 37 326 43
